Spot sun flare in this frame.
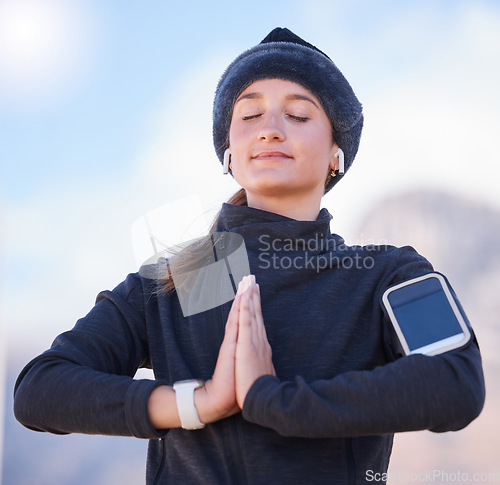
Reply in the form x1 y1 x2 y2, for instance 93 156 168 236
0 0 94 107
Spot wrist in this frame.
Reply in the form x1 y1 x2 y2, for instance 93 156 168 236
193 383 214 424
148 385 181 429
173 380 205 430
194 380 237 424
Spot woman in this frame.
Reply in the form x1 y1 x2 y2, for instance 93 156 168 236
14 28 485 484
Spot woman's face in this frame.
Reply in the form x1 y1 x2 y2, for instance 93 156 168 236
228 78 338 202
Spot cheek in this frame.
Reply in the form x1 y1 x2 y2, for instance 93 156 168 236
300 128 334 164
227 124 248 179
228 120 249 148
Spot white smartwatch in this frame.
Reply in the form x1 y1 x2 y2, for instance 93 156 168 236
173 379 205 430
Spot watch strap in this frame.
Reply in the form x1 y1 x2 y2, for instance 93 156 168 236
173 380 205 430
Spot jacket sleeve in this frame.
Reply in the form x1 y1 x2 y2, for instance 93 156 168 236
13 273 167 439
241 247 486 438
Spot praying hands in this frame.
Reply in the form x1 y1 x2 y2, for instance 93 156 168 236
148 274 276 429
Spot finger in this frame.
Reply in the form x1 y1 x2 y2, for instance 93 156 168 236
225 296 239 341
254 284 264 326
246 284 259 343
250 282 267 342
225 293 239 333
221 293 241 353
238 275 251 295
229 277 247 319
236 278 244 295
238 285 252 328
236 286 254 349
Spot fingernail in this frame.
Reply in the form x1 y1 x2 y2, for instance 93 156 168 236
240 276 249 293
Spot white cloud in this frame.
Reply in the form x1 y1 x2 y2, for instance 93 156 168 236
322 1 500 237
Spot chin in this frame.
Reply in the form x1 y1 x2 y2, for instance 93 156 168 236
245 179 319 198
244 177 291 193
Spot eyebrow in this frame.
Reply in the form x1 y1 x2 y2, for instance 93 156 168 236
235 92 320 109
284 93 320 109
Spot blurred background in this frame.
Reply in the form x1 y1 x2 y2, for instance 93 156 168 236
1 0 499 483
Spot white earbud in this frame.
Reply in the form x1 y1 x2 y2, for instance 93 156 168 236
334 148 345 175
223 149 231 174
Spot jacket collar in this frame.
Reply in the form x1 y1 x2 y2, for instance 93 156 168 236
216 203 342 247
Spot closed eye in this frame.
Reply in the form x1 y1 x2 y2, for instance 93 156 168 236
242 114 309 122
242 114 262 121
288 115 309 122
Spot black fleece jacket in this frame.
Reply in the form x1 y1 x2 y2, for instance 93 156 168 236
14 203 485 484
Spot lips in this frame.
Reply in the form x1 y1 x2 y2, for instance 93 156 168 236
252 151 292 160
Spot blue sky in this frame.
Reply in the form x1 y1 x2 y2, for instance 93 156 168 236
1 1 499 480
3 0 498 201
1 0 499 350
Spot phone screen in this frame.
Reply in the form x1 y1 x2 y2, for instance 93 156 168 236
384 274 469 355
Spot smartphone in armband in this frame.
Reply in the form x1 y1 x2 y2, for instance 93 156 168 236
381 272 471 356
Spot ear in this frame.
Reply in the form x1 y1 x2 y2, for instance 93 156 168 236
330 142 340 171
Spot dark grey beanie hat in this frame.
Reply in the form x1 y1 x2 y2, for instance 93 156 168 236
213 27 363 193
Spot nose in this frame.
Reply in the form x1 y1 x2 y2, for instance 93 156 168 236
258 113 285 141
